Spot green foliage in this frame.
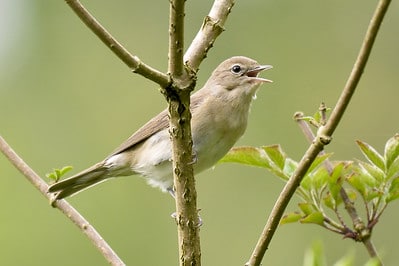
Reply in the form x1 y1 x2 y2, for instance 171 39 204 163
46 166 73 182
349 135 399 208
220 133 399 243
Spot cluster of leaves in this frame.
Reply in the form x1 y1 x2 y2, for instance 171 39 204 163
220 134 399 240
46 166 73 182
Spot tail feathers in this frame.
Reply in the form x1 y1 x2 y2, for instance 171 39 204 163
48 162 110 200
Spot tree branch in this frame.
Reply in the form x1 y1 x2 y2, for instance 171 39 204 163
0 135 125 266
168 0 185 77
65 0 170 87
167 0 201 265
245 0 391 265
184 0 235 71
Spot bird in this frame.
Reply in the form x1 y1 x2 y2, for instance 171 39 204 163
48 56 272 200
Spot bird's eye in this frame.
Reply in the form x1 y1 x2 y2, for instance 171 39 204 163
231 64 242 74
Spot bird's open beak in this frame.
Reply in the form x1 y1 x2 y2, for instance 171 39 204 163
246 65 273 83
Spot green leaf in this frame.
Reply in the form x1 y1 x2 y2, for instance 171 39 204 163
346 172 378 201
330 162 347 183
328 163 346 204
387 176 399 202
384 134 399 171
298 202 315 215
46 165 73 182
220 146 294 181
356 140 385 172
307 153 333 174
283 158 298 178
386 191 399 203
386 154 399 179
219 146 271 169
358 161 385 183
60 165 73 176
55 168 61 177
263 145 286 170
299 154 332 192
301 175 312 191
323 191 336 210
313 110 322 125
346 173 365 196
309 166 329 191
46 172 57 181
280 212 302 225
389 176 399 193
300 211 324 225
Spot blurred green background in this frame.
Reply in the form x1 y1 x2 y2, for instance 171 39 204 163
1 0 399 265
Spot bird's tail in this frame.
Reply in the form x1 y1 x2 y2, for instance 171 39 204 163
48 162 110 201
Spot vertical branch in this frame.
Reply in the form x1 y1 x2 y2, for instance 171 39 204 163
168 0 185 77
245 0 391 265
167 1 201 266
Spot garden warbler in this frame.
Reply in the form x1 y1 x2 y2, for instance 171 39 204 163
48 56 272 200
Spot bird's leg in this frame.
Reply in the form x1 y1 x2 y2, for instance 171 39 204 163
188 151 198 165
167 187 176 198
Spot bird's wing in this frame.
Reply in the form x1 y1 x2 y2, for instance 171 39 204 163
107 92 205 158
107 109 170 158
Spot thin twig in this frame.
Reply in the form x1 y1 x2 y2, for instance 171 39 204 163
245 0 391 265
0 135 125 266
65 0 170 87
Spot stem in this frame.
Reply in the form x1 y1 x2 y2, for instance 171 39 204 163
364 238 380 260
245 1 391 265
168 1 201 265
168 0 185 77
0 136 125 265
65 0 169 87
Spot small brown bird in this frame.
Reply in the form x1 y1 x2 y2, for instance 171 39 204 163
48 56 272 200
